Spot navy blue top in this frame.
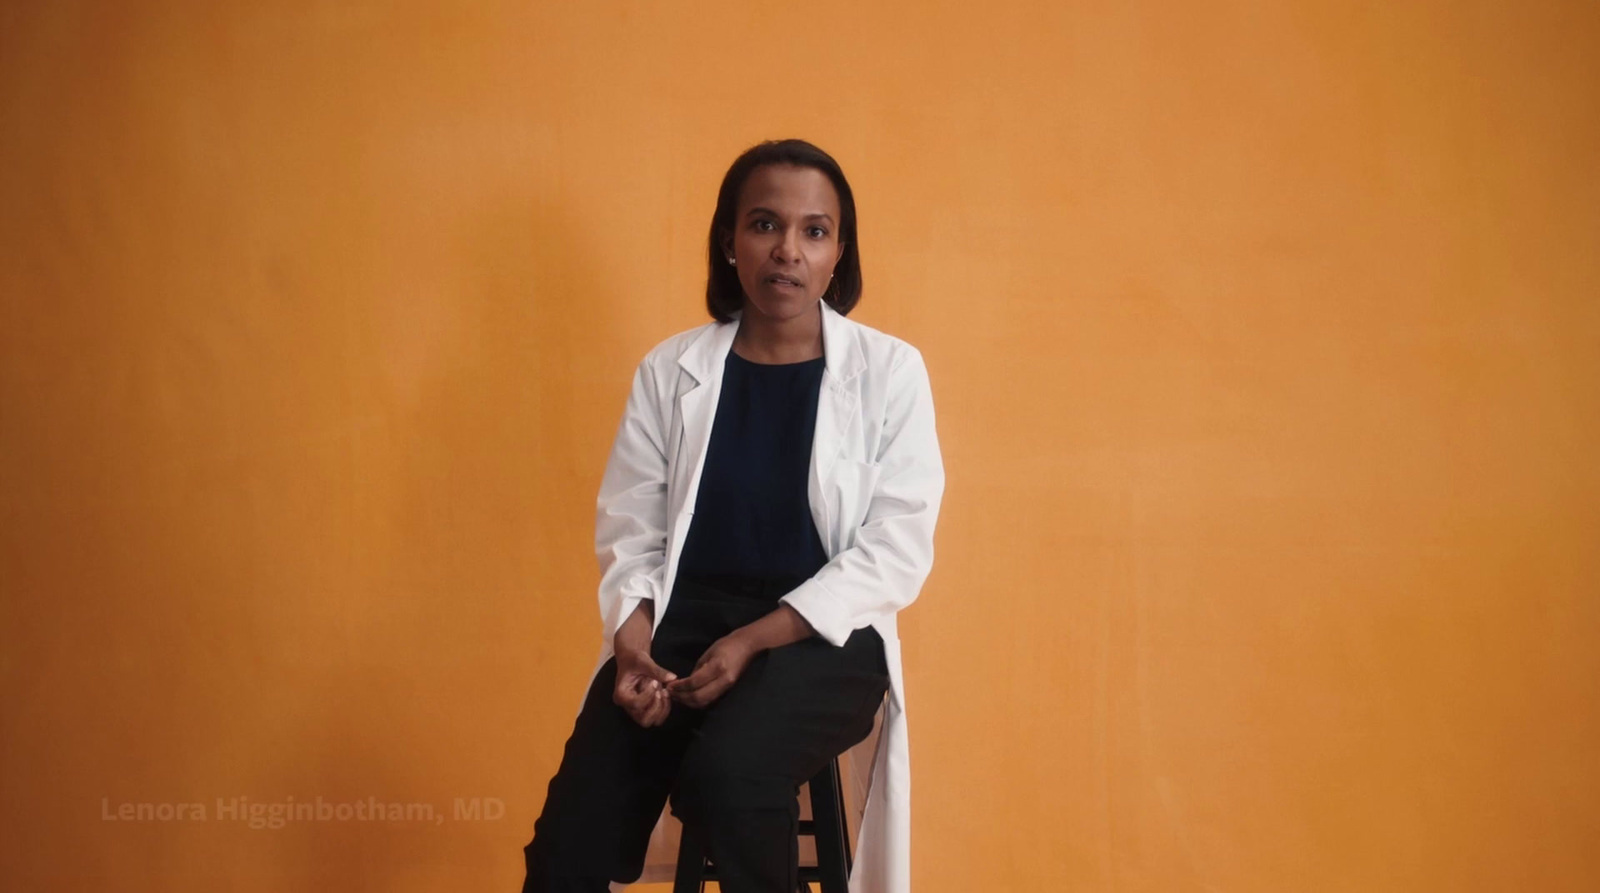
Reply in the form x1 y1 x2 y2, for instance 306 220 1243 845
676 349 831 584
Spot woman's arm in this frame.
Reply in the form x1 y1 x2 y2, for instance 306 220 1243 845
613 596 657 656
778 345 945 647
732 603 816 651
612 597 679 727
595 357 672 646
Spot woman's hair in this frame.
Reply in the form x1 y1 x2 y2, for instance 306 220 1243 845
705 139 862 323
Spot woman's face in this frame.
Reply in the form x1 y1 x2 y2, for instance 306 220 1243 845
721 163 845 324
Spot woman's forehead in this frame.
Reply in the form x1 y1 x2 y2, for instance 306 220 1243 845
738 164 840 216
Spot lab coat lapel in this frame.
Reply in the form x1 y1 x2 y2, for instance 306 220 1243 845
810 302 864 555
671 319 739 518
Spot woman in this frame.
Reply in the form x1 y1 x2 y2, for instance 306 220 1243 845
521 139 944 893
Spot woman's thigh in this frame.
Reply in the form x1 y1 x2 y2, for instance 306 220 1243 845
671 625 890 814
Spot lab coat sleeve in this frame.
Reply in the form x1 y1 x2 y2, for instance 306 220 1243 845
780 346 945 647
594 357 670 646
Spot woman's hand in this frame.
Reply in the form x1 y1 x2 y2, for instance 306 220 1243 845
666 631 760 709
610 599 674 728
613 646 677 728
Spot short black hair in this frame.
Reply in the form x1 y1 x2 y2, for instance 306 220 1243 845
705 139 862 323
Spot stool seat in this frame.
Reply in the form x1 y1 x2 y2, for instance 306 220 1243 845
672 755 852 893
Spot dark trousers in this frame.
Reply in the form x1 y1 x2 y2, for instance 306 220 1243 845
521 575 890 893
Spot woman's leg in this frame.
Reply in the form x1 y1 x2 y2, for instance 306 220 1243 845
521 655 697 892
668 624 891 893
521 592 732 892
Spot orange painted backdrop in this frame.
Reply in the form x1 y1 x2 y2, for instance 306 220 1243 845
3 1 1597 890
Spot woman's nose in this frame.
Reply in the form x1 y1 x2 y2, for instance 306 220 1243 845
771 227 800 261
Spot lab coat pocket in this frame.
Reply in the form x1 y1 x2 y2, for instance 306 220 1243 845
832 458 883 551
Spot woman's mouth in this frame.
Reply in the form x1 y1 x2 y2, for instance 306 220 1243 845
766 275 804 290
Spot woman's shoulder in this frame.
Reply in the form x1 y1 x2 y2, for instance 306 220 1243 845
839 313 923 362
633 318 727 372
827 312 930 392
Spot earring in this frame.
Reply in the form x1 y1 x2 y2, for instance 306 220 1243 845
726 257 736 265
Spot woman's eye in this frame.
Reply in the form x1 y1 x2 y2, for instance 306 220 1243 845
809 226 828 238
754 220 774 232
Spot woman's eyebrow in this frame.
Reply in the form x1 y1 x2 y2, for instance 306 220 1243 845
744 206 836 224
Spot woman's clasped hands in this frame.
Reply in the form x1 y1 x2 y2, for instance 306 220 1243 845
612 632 761 728
665 633 759 710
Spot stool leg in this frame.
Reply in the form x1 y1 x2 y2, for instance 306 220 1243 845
807 759 850 893
672 821 708 893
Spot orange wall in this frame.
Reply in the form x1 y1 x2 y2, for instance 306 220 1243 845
3 2 1597 890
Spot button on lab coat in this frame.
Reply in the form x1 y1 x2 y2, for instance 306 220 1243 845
580 300 945 893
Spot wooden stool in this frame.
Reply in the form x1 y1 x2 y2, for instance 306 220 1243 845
672 755 852 893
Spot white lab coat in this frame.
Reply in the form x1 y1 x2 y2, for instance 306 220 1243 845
580 299 944 893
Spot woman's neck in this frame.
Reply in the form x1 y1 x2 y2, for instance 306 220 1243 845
731 303 824 364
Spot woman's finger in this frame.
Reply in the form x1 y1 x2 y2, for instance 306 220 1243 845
673 665 732 707
680 676 730 709
624 686 655 726
643 690 670 726
668 662 716 695
631 651 674 684
645 686 670 725
638 654 676 685
616 675 651 711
